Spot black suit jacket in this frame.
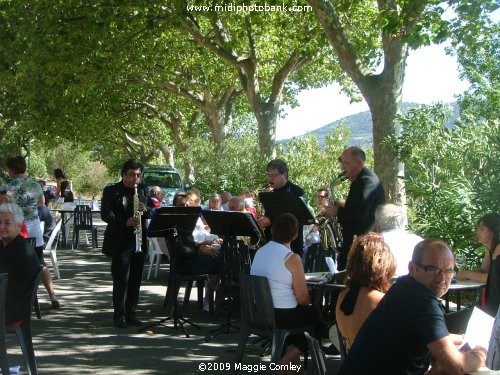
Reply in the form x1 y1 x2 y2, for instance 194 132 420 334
101 181 151 257
264 180 307 256
337 167 385 250
0 235 40 325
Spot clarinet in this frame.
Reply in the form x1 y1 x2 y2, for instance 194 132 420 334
133 185 143 253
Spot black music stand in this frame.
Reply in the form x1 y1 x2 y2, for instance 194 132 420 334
201 211 263 342
139 206 201 336
259 191 315 225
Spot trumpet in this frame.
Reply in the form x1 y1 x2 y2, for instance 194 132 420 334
133 185 143 253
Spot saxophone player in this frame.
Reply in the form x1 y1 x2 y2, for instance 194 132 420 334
257 159 308 256
101 159 151 329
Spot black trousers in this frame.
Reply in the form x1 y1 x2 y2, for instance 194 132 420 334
338 230 354 271
111 249 145 320
274 304 323 353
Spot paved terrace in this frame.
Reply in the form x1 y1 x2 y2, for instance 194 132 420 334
5 242 342 374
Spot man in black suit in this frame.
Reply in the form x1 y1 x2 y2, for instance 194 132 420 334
257 159 308 256
326 147 385 270
101 159 151 328
0 203 40 325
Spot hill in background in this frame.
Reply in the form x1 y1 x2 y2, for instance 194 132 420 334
284 102 459 147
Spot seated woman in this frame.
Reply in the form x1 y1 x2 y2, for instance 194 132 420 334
59 179 74 203
0 203 40 325
172 193 223 276
54 168 72 198
456 212 500 317
251 213 322 371
336 232 396 353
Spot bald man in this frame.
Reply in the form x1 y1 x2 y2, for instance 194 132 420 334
339 239 486 374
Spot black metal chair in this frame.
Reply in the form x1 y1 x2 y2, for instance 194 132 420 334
72 205 98 249
26 238 41 320
0 273 9 375
305 331 327 375
6 266 42 375
233 274 314 374
444 307 473 334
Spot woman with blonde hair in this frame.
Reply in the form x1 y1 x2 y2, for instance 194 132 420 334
336 232 396 352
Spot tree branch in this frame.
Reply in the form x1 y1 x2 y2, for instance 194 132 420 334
180 13 251 69
269 50 303 108
307 0 371 86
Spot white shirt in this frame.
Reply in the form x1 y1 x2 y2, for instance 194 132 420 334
192 217 220 250
251 241 298 308
382 229 424 276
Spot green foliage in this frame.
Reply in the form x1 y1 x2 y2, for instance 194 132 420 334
277 127 350 209
172 122 351 207
176 125 266 200
448 1 499 122
25 140 113 197
391 103 499 267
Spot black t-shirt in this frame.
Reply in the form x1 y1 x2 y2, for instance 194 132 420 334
486 254 500 317
339 275 449 375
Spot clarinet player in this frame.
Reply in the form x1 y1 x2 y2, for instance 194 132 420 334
101 159 151 328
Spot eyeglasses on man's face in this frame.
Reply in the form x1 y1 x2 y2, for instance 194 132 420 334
316 195 328 199
266 172 282 179
415 263 455 278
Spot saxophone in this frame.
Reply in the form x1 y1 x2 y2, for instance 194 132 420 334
253 184 271 219
133 185 143 253
328 171 347 201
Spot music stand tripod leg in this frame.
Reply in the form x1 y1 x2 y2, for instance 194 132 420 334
205 238 241 342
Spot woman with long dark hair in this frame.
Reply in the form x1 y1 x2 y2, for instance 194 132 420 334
457 213 500 316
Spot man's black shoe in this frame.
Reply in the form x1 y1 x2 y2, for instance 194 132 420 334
114 316 127 329
126 317 143 326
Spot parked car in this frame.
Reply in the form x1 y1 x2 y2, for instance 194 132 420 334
141 166 188 205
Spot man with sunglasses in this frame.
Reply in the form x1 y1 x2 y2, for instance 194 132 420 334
339 239 486 375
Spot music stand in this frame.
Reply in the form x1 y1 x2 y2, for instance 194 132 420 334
139 206 201 336
258 191 315 225
259 191 315 255
201 211 263 342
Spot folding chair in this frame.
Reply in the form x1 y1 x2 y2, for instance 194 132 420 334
43 220 62 279
146 238 165 280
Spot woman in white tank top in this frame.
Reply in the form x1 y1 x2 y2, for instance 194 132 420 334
251 213 322 371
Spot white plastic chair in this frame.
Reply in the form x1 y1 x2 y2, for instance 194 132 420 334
146 238 164 280
43 220 62 279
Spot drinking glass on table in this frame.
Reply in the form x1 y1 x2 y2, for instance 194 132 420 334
455 254 467 271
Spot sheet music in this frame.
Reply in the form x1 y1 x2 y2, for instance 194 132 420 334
462 307 494 350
